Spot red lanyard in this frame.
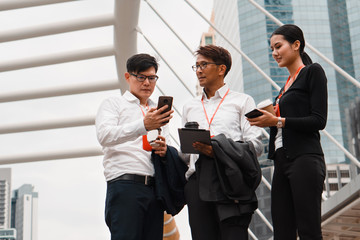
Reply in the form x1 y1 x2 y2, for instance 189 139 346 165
201 89 230 132
139 104 152 151
275 65 304 116
139 103 149 116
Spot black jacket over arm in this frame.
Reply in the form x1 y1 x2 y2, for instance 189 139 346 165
152 146 188 216
196 134 262 221
269 63 328 159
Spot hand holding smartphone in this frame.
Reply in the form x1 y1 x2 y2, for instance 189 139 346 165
157 96 173 123
245 109 263 118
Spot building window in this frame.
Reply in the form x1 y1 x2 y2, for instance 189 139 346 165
340 170 349 178
328 170 337 178
329 183 339 191
205 36 213 45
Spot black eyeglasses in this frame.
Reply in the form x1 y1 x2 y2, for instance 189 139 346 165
130 73 159 82
192 62 219 71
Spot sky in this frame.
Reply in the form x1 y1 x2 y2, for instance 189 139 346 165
0 0 214 239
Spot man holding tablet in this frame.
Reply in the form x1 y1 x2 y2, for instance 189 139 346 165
181 45 263 240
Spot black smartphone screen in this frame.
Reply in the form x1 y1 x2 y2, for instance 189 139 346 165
245 109 263 118
157 96 173 123
157 96 173 113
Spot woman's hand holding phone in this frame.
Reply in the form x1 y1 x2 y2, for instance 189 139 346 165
245 109 263 118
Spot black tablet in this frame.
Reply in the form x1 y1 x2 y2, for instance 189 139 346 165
178 128 211 154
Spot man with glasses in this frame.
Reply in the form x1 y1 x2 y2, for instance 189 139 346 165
96 53 174 240
182 45 263 240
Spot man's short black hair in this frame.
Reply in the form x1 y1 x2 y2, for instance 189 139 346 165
195 45 232 77
126 53 158 74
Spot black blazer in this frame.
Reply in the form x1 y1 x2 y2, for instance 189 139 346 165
196 134 261 220
269 63 328 159
152 146 188 216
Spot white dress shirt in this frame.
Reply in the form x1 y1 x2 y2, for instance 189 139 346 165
95 91 171 181
181 85 263 179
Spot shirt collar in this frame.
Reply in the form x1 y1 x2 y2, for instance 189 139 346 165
123 90 155 106
201 84 229 100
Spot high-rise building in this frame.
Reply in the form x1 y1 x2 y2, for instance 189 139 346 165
0 229 16 240
324 164 352 197
213 0 360 164
212 1 244 93
11 184 38 240
0 169 16 240
346 97 360 177
0 169 11 230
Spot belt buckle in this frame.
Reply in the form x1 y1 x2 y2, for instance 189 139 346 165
145 175 149 185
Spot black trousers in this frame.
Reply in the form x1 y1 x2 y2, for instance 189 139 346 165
185 174 252 240
105 180 164 240
272 148 326 240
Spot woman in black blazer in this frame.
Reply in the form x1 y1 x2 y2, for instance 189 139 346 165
248 24 327 239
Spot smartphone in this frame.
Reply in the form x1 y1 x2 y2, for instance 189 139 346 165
245 109 263 118
157 96 173 123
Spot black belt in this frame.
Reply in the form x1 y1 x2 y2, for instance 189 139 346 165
108 174 154 186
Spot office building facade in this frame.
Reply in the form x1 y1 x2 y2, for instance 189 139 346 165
324 164 352 197
346 97 360 177
0 169 16 240
11 185 38 240
212 0 244 93
0 229 16 240
0 169 11 230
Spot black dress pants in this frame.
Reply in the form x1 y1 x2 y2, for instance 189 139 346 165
185 174 252 240
105 180 164 240
272 148 326 240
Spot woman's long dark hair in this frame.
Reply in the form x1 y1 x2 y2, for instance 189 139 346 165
271 24 313 65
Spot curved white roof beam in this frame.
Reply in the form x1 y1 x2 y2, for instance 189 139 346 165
113 0 141 92
0 0 77 11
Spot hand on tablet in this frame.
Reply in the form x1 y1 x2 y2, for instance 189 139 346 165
192 142 214 158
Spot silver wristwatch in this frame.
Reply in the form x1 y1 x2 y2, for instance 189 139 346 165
276 117 283 128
